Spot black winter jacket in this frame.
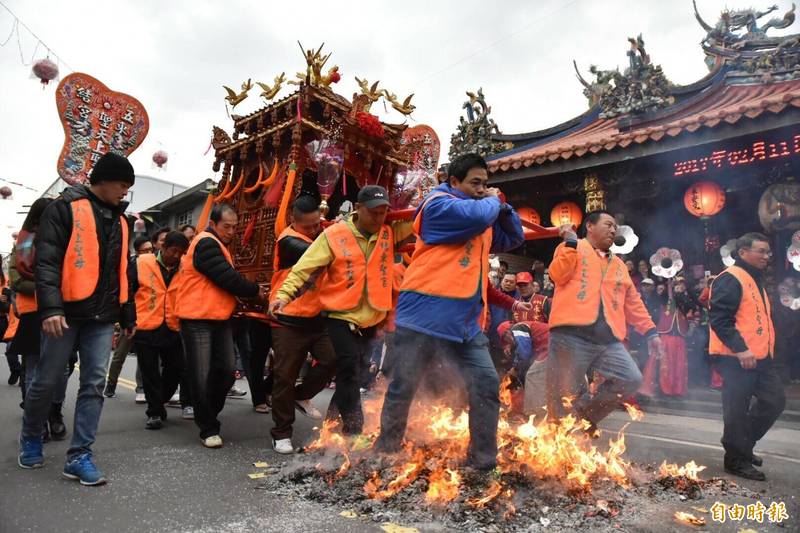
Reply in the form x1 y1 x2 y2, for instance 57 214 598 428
193 229 259 299
35 185 133 326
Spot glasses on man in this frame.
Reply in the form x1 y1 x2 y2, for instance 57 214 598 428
748 248 772 257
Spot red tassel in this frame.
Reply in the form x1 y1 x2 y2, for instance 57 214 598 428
342 164 347 196
242 217 256 247
296 97 302 124
203 139 213 156
264 165 287 208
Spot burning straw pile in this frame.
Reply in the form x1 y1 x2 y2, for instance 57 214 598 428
258 379 756 531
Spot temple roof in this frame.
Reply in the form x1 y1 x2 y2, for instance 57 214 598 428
487 75 800 174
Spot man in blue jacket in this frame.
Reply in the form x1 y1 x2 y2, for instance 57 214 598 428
375 153 524 470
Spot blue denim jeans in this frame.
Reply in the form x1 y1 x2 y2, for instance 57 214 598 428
22 320 114 460
546 329 642 424
377 327 500 469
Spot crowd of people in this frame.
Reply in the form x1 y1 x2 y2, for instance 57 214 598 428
0 151 792 486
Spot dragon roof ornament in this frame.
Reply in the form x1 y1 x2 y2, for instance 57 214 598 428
574 34 674 119
694 0 800 82
448 88 510 160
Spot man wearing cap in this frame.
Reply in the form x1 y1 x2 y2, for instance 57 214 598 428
271 185 412 437
513 272 550 324
375 152 524 471
19 152 136 486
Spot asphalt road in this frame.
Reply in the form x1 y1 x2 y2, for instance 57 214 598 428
0 356 797 533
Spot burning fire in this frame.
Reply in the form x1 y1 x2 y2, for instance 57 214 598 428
305 374 706 509
425 467 460 505
622 402 644 421
658 460 706 481
673 511 706 526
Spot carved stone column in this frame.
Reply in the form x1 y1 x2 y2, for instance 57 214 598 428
584 172 606 212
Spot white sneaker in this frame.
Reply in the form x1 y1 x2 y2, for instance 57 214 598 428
227 386 247 398
294 399 323 420
201 435 223 448
182 407 194 420
134 393 146 404
272 438 295 454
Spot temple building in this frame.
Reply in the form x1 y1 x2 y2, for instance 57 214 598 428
457 4 800 281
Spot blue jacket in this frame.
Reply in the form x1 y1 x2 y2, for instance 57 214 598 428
396 183 524 343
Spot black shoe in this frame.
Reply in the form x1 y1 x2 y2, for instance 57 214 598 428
48 404 67 441
8 369 20 385
725 463 766 481
145 416 163 430
752 454 763 467
103 383 116 398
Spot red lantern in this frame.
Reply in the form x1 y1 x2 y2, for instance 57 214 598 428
516 206 541 226
550 201 583 227
152 150 168 168
0 186 12 199
32 58 59 86
684 181 725 218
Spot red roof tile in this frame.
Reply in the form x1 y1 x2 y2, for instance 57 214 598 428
488 79 800 173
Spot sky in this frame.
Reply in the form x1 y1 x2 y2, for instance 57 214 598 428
0 0 798 246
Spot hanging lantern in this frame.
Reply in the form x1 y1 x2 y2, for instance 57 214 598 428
550 201 583 227
32 58 59 86
0 186 12 199
11 231 19 240
133 219 146 233
650 247 684 278
516 206 541 226
152 150 169 168
684 181 725 218
787 243 800 270
610 225 639 255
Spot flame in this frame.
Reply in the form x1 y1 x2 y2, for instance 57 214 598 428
499 374 513 408
467 480 503 508
622 402 644 421
673 511 706 526
304 374 706 508
425 467 460 505
658 460 706 481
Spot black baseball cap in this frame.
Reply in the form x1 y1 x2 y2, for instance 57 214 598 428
357 185 390 208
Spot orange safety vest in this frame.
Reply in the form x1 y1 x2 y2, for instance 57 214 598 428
4 309 18 341
134 254 179 332
400 191 493 326
384 262 407 333
708 265 775 359
15 292 37 315
62 198 129 304
174 231 237 320
317 221 394 312
549 239 649 341
269 226 323 318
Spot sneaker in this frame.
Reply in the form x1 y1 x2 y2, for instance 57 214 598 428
201 435 223 448
103 383 116 398
63 453 107 486
48 405 68 441
227 386 247 398
134 392 146 404
18 435 44 469
295 399 323 420
272 438 295 455
145 416 163 430
182 406 194 420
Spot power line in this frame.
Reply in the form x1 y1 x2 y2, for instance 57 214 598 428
0 0 75 72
